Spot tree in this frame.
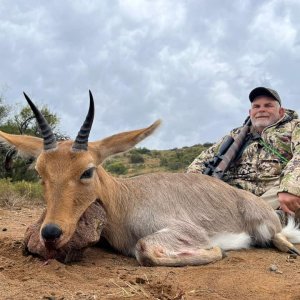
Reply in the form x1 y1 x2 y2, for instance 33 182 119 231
0 96 10 124
0 100 68 181
2 105 60 135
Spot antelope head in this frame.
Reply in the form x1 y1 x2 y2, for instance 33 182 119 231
0 91 160 249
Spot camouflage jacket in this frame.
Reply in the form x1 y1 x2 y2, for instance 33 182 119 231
187 110 300 197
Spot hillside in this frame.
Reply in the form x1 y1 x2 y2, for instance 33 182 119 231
102 143 212 177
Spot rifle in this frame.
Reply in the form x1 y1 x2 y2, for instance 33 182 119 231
203 135 234 176
204 117 252 179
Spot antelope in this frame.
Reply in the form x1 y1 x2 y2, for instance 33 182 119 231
1 91 300 266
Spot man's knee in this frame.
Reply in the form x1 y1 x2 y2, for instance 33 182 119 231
260 186 280 209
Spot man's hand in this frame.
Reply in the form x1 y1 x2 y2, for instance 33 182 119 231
278 192 300 214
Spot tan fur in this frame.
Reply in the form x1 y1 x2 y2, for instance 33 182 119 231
0 131 43 157
88 120 161 163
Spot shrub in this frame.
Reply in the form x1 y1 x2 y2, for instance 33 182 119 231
134 147 151 155
159 157 168 167
203 142 214 148
167 162 184 171
105 162 128 175
151 150 161 158
129 153 144 164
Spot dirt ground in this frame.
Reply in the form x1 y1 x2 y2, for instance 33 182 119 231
1 207 300 300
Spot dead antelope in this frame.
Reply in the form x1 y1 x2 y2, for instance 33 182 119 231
1 91 300 266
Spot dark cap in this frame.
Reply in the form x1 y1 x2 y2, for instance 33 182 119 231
249 87 281 105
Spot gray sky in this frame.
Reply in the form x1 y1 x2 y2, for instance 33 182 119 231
1 0 300 149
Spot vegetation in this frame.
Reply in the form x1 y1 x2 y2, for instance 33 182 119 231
0 96 67 182
129 152 145 164
103 144 209 177
0 178 43 208
105 161 128 175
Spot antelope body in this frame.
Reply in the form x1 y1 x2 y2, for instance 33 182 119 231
1 91 300 266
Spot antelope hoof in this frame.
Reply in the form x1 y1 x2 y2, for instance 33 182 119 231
272 233 299 254
287 247 300 256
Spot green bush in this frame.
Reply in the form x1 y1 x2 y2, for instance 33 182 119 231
129 153 145 164
134 147 151 155
151 150 161 158
167 161 184 170
159 157 168 167
105 162 128 175
0 150 39 182
203 142 214 148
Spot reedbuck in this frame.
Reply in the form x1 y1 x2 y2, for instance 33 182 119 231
1 91 300 266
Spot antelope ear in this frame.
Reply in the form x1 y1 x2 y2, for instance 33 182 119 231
0 131 43 158
88 120 161 164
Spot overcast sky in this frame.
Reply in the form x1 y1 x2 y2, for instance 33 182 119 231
1 0 300 149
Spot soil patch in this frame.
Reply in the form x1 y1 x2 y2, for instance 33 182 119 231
1 207 300 299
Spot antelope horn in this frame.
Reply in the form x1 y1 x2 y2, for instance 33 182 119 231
72 90 95 151
23 92 57 151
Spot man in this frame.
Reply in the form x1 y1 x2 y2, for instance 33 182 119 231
187 87 300 221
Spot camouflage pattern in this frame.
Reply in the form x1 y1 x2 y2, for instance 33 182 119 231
187 109 300 197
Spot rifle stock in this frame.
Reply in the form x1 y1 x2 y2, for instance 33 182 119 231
212 117 251 179
203 135 234 176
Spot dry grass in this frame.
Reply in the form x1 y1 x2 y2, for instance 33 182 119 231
0 179 43 208
107 273 185 300
108 279 150 298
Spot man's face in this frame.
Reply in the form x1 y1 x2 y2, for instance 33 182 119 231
249 96 285 132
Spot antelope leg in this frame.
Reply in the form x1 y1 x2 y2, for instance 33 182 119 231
135 224 224 266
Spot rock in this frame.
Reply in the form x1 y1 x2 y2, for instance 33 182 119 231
269 264 278 272
23 201 106 263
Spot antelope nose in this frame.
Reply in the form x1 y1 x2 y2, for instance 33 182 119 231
41 223 62 241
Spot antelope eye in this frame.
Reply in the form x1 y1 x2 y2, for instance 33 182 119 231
80 167 95 179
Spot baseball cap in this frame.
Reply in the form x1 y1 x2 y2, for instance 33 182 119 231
249 87 281 105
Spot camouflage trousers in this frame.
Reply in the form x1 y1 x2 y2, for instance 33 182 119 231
260 185 280 210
